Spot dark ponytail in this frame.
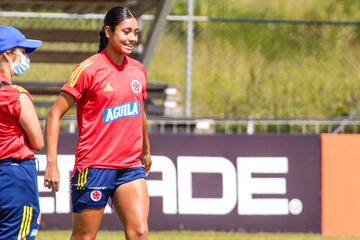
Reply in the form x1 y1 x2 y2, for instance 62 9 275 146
98 27 108 53
98 6 137 53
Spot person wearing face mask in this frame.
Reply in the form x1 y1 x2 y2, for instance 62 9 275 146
0 26 44 239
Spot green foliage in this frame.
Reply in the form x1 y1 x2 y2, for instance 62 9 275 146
148 0 360 117
8 0 360 118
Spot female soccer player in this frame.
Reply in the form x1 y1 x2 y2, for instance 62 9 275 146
0 26 43 239
44 6 151 240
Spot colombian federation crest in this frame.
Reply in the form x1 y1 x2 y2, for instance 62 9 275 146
131 80 142 94
90 190 102 202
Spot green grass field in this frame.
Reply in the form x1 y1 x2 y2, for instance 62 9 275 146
36 231 360 240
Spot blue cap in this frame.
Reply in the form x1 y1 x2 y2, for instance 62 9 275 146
0 26 42 53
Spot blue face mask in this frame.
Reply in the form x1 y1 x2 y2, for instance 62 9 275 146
10 53 30 76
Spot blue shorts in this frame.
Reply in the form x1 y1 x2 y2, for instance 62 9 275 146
0 159 40 240
71 167 146 213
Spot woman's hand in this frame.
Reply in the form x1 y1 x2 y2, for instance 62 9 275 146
44 161 60 192
141 153 152 176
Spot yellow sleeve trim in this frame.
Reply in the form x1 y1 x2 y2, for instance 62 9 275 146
10 85 29 94
67 59 94 87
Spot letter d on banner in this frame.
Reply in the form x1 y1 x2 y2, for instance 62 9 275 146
178 156 237 215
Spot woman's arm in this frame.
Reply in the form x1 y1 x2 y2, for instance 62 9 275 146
141 110 151 176
44 92 74 192
18 93 44 151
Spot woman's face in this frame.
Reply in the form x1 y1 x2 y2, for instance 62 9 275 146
12 48 27 64
4 47 26 64
0 47 26 76
106 17 139 56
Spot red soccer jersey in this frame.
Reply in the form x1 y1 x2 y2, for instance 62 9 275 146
0 76 34 161
62 50 147 173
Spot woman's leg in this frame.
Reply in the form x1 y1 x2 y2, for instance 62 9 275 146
70 208 105 240
113 178 149 240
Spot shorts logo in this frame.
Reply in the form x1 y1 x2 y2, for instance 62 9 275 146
131 80 142 94
30 229 38 237
90 190 102 202
103 101 140 123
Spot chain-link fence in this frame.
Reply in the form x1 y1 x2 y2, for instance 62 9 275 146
2 8 360 133
149 17 360 120
2 12 360 117
0 12 102 83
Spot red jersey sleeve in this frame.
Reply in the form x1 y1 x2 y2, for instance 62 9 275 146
61 59 94 102
10 85 32 100
8 85 32 119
